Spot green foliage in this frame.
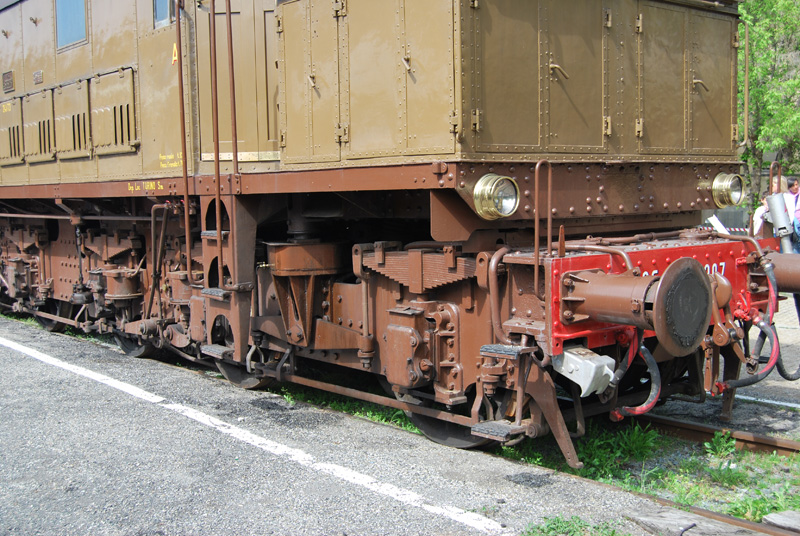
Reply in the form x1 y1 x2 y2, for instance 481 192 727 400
703 431 737 459
739 0 800 196
617 422 659 461
522 516 629 536
571 421 661 479
706 459 751 488
727 483 800 522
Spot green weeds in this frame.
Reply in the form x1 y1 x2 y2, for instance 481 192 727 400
522 515 629 536
704 431 737 458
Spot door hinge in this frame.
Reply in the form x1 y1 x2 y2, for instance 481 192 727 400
335 123 349 143
732 124 739 141
635 118 644 138
635 14 643 34
604 116 612 137
471 109 482 132
276 16 283 33
334 0 346 17
604 9 612 28
733 31 740 48
280 131 287 147
450 111 459 134
470 0 479 8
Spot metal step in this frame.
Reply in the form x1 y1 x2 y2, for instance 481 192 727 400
479 344 523 359
471 420 527 441
200 344 233 359
201 287 231 301
200 230 229 240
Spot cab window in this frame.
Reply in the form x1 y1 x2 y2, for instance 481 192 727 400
56 0 87 48
154 0 175 28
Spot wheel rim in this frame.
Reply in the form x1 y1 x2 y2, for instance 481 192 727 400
382 381 496 449
36 299 72 333
216 359 274 390
114 333 155 358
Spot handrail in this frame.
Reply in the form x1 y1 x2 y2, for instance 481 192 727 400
533 160 553 300
174 0 198 286
208 0 239 291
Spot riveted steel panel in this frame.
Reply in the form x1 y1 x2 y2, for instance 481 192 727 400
343 0 404 159
197 0 273 163
543 0 607 153
0 98 23 166
472 0 541 154
91 0 137 73
690 10 735 154
638 2 688 154
257 1 280 156
137 18 186 178
279 0 311 162
308 0 339 162
54 80 92 160
22 89 56 163
0 6 23 98
20 1 54 92
404 0 454 155
90 68 139 155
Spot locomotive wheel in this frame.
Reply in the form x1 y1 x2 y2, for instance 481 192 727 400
216 359 274 390
114 334 155 358
395 387 497 449
35 299 72 333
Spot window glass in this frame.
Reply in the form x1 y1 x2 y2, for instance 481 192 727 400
56 0 87 48
154 0 175 28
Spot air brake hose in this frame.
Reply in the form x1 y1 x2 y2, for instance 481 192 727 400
616 345 662 418
763 257 800 380
722 317 780 390
757 260 799 380
763 260 779 324
608 330 640 391
776 352 800 381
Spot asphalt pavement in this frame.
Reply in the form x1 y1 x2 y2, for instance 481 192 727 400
0 316 774 536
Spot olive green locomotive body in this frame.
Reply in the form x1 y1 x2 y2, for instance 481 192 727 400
5 0 790 468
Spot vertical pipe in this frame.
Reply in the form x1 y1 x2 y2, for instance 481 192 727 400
175 0 196 286
224 0 239 176
208 0 230 291
770 161 781 194
146 204 170 319
488 246 513 345
547 163 553 257
742 23 749 146
220 0 239 292
533 162 542 298
534 160 552 300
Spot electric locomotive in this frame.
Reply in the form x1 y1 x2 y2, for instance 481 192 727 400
1 0 797 467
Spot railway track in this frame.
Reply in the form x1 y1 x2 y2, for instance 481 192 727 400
636 414 800 456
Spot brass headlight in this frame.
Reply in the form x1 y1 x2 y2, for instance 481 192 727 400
711 173 744 208
473 174 520 220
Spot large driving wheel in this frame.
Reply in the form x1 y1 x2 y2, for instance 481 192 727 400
386 382 497 449
114 333 155 358
35 299 72 333
216 359 274 390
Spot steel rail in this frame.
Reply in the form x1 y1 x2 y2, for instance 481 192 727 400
635 414 800 457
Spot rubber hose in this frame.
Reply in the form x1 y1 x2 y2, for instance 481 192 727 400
618 344 662 417
724 319 779 389
763 261 779 324
609 331 639 389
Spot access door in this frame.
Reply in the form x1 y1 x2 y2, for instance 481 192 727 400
689 10 736 155
544 0 608 153
279 0 340 163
